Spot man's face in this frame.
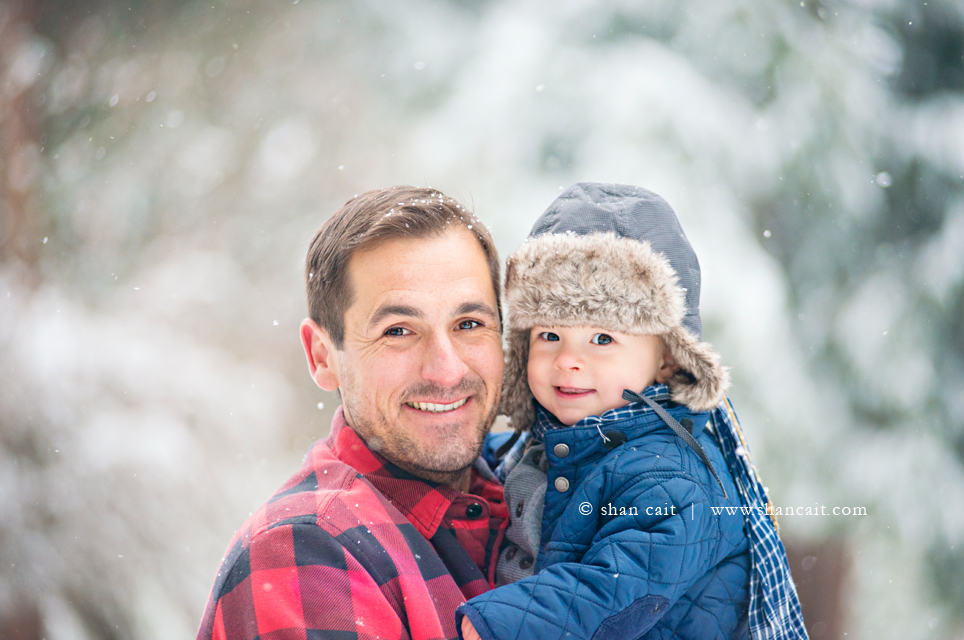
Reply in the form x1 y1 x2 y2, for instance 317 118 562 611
526 325 669 426
322 228 503 479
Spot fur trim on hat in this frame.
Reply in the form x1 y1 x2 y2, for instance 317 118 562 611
500 232 729 430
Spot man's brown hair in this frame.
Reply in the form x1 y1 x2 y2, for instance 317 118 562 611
306 186 501 349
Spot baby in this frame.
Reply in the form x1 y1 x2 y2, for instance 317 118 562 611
458 184 807 640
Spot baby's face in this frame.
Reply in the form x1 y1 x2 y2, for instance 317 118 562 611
527 325 669 426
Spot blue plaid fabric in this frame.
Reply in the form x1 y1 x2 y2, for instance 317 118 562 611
492 431 529 483
712 397 809 640
495 384 808 640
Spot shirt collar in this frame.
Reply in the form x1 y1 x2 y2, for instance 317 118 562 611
327 406 502 539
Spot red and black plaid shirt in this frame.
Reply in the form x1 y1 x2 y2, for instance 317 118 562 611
197 407 508 640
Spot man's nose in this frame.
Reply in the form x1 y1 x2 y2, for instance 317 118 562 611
421 331 470 386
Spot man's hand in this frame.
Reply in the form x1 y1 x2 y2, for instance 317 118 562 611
461 615 483 640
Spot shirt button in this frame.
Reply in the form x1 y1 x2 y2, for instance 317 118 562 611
554 477 570 492
466 503 484 519
515 501 525 517
519 556 533 569
553 443 570 458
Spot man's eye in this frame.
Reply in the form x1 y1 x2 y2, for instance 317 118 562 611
591 333 613 345
385 327 410 337
457 319 481 330
540 332 559 342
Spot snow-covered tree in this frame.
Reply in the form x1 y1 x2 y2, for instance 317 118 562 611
2 0 962 637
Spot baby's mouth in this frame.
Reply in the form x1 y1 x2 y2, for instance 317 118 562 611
555 386 594 395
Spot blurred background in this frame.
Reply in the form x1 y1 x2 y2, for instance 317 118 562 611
1 0 963 637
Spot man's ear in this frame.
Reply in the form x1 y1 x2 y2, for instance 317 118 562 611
300 318 341 391
655 344 680 384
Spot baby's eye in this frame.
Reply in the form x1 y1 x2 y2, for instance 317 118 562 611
539 331 560 342
591 333 614 345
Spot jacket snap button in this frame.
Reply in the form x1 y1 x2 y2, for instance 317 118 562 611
553 443 570 458
516 501 525 517
519 556 533 570
554 477 570 492
466 503 484 519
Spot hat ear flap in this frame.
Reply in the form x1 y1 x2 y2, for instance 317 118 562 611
500 329 535 431
662 326 730 412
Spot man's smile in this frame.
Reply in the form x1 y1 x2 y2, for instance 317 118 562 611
405 397 470 413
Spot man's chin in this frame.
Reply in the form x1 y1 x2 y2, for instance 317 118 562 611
406 428 485 473
403 410 479 439
378 401 496 480
415 436 483 471
383 443 480 485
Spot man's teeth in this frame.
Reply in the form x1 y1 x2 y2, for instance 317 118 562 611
407 398 468 413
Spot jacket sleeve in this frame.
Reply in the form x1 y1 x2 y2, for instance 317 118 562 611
456 475 721 640
199 523 406 640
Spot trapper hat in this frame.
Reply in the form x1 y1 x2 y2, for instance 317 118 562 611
501 182 729 431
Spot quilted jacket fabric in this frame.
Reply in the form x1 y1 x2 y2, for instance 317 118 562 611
458 397 751 640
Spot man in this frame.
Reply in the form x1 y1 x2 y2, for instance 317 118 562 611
197 186 508 640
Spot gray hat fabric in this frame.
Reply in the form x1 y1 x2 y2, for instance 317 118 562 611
501 182 729 431
529 183 704 339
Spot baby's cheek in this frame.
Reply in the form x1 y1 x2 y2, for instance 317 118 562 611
526 358 548 393
528 377 551 406
600 388 630 413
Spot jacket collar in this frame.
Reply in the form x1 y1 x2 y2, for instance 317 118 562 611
532 384 677 440
537 388 712 468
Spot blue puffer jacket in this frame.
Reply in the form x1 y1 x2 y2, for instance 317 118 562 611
459 402 750 640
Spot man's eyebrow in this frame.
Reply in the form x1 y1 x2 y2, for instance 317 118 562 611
456 301 498 318
368 304 423 329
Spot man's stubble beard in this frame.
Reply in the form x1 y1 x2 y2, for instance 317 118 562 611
338 358 499 484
